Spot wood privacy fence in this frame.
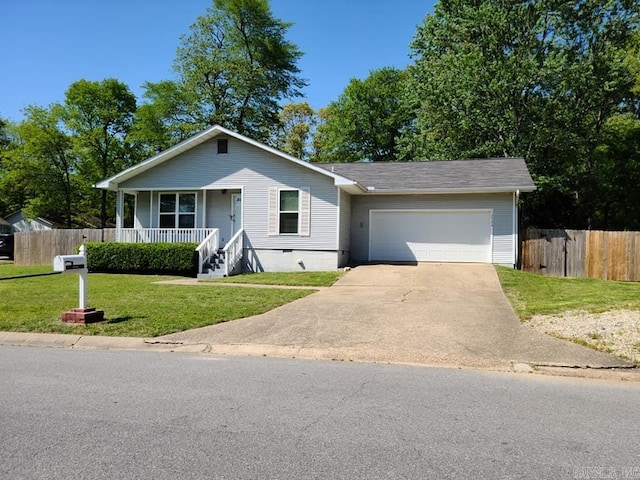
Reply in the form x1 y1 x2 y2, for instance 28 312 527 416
14 229 116 266
521 228 640 281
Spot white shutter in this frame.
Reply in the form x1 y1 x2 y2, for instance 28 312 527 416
268 187 278 235
300 187 310 236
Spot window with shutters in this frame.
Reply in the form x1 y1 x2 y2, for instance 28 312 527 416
279 190 299 234
268 187 310 236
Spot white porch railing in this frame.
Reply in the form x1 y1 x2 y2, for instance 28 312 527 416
117 228 216 244
222 229 244 277
196 229 221 275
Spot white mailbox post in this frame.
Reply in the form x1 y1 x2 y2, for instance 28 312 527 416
53 245 104 324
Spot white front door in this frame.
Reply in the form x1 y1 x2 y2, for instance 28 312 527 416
231 194 242 235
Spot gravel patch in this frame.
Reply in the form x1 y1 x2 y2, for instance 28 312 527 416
526 310 640 364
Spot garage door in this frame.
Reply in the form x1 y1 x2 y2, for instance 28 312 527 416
369 210 492 263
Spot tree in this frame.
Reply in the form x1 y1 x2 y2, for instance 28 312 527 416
0 107 83 226
313 68 413 163
0 118 10 156
130 80 201 155
0 118 38 217
590 114 640 230
166 0 306 142
15 105 79 227
271 102 316 159
402 0 640 228
63 79 138 227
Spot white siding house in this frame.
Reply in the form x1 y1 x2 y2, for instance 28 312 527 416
96 125 536 275
5 211 54 232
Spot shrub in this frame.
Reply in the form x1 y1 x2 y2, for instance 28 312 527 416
84 242 198 276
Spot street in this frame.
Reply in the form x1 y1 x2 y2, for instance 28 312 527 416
1 346 639 479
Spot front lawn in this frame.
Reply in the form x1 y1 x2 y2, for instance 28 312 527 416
0 264 314 337
495 266 640 319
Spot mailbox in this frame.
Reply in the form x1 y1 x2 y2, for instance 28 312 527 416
53 254 86 274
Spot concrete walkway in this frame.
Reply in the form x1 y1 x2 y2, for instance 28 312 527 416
155 264 633 370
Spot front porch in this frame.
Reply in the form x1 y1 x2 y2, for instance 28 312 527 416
114 188 244 277
113 226 244 278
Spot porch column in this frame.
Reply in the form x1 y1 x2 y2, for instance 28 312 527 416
150 191 155 228
115 190 124 231
202 190 207 229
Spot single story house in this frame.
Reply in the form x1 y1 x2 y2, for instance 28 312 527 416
4 211 54 232
0 216 10 233
96 125 536 276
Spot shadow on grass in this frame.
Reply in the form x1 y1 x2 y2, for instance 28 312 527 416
102 316 146 325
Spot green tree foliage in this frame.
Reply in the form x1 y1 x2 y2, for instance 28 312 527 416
402 0 640 228
130 80 201 154
0 118 15 215
63 78 138 227
313 67 413 163
271 102 317 159
0 118 10 156
0 118 39 217
590 114 640 229
11 105 79 227
146 0 306 143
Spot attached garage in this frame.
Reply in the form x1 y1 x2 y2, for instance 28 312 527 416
369 209 492 263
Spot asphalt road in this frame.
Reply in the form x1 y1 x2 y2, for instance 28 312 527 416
1 346 639 480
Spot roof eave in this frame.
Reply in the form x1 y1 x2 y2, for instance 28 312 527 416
358 185 537 195
95 124 355 190
337 180 368 193
95 125 231 190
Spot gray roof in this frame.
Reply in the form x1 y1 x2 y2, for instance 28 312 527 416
314 158 536 193
0 217 9 226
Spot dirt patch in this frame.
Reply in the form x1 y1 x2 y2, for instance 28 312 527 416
527 310 640 364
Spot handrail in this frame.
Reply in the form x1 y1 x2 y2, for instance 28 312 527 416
118 228 215 244
196 229 220 275
221 228 244 277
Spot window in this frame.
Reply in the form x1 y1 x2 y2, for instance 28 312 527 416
279 190 299 234
217 139 228 154
268 187 310 236
159 193 196 228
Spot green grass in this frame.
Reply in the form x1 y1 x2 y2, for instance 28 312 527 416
0 264 314 337
0 264 52 278
495 266 640 319
204 270 343 287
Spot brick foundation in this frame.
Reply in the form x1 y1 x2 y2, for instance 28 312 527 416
61 308 104 325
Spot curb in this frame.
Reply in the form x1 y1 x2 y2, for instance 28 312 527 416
1 331 638 383
0 332 210 353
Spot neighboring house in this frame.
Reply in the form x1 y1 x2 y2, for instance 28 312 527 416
96 125 536 276
5 211 54 232
0 217 13 258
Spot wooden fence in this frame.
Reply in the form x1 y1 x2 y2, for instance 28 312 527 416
521 228 640 281
14 229 116 266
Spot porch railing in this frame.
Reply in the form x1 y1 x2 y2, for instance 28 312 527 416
196 229 220 275
222 229 244 277
117 228 216 244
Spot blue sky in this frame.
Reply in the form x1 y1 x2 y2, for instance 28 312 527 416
0 0 434 122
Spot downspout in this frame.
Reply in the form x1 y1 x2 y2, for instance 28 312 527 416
515 189 520 268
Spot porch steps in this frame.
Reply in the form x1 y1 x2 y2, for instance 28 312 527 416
197 250 226 279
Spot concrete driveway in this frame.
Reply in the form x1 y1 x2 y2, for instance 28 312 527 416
157 264 632 370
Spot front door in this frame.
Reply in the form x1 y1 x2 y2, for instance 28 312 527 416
231 194 242 235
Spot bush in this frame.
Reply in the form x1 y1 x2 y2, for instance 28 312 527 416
84 242 199 276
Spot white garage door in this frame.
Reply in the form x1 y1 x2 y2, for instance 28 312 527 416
370 210 492 263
